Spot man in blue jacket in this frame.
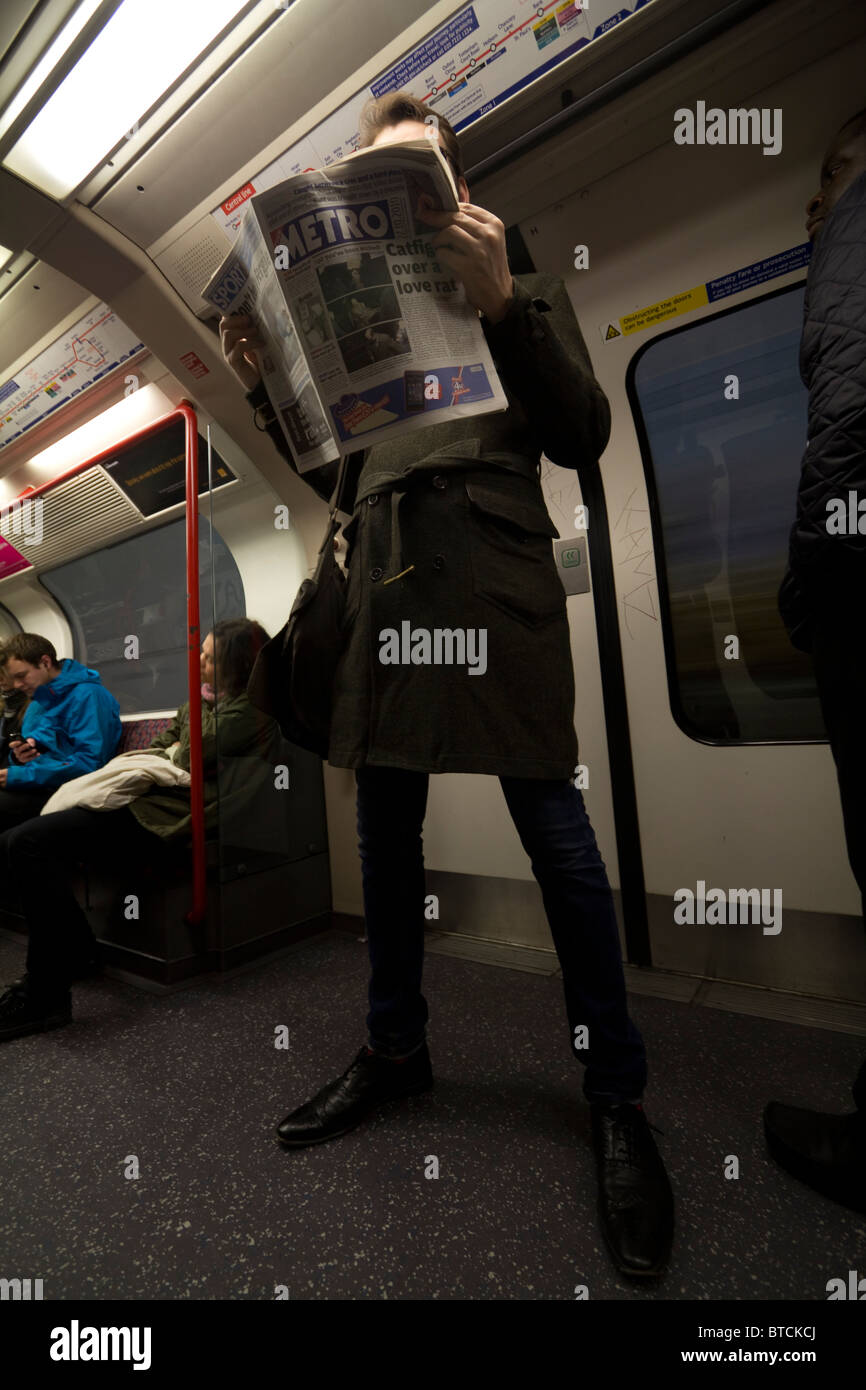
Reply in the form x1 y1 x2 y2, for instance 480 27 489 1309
0 633 121 831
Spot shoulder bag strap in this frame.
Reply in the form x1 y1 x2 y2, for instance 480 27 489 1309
316 449 362 558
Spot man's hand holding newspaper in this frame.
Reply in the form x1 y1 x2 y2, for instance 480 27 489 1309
220 314 265 392
416 202 514 325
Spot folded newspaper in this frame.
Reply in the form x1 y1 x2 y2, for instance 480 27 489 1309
203 139 508 472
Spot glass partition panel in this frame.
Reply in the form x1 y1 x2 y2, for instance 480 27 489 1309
41 516 244 714
203 426 330 951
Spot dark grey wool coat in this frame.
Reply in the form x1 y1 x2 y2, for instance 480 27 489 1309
247 273 610 777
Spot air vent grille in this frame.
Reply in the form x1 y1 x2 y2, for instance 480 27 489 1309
154 218 232 313
0 467 143 574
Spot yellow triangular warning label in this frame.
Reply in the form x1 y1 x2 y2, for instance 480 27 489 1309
605 323 621 340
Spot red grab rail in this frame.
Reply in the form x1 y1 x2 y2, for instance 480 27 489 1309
177 401 206 926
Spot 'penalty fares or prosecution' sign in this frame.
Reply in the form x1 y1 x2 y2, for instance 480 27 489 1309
598 244 813 344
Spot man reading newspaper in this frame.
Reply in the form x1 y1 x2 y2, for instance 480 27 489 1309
219 91 674 1280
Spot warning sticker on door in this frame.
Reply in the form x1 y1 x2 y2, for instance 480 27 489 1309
599 242 812 344
599 286 707 343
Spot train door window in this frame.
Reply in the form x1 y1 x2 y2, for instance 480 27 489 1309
0 603 22 642
627 283 825 743
40 517 245 714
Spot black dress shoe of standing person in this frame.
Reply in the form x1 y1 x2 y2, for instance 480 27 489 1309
5 947 101 994
591 1102 674 1277
276 1043 434 1148
0 978 72 1043
763 1101 866 1214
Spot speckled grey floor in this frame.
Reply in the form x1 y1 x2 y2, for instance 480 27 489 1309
1 927 864 1300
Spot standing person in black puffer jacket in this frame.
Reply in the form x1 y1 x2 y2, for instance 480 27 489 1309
767 108 866 1214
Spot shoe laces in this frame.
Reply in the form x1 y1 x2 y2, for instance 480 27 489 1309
338 1049 380 1088
0 980 30 1009
603 1106 664 1167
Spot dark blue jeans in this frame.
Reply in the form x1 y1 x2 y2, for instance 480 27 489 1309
355 767 647 1104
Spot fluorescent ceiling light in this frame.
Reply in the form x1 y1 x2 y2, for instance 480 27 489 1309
0 0 103 144
24 382 174 477
3 0 250 199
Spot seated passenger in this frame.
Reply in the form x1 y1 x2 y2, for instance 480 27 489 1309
0 665 29 770
0 618 279 1043
0 634 121 831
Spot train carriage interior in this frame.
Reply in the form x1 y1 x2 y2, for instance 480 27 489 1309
0 0 865 1312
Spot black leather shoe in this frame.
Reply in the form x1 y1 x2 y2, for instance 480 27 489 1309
277 1044 433 1148
0 980 72 1042
591 1103 674 1277
763 1101 866 1214
5 947 100 995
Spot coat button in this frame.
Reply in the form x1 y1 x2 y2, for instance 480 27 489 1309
370 566 383 581
432 474 447 489
531 326 545 341
367 494 379 506
432 554 444 570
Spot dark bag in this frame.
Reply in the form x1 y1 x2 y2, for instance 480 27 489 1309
247 453 352 757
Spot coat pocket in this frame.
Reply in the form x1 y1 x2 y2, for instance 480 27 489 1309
465 476 566 629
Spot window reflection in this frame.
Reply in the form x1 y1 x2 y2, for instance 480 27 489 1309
628 285 825 742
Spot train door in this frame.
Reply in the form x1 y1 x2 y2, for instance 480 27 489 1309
493 19 866 999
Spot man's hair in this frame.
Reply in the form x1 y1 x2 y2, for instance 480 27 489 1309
0 633 58 668
839 107 866 141
357 91 464 179
211 618 269 698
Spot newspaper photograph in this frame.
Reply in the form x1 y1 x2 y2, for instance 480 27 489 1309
203 140 507 473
